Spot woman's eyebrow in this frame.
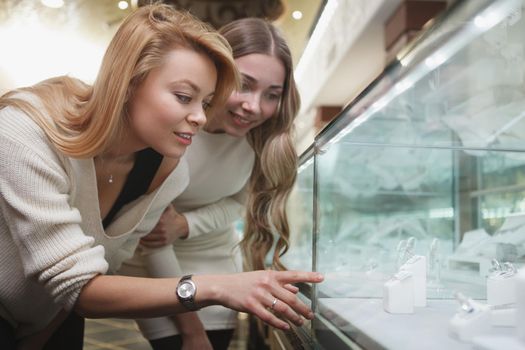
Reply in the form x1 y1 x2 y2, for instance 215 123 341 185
242 74 283 89
171 79 201 92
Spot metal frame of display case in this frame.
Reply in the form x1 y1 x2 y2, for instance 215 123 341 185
287 0 524 348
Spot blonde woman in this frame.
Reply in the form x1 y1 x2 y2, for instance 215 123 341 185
0 6 322 350
128 17 302 350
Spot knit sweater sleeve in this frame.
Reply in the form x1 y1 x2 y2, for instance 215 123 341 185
0 109 108 310
183 182 248 240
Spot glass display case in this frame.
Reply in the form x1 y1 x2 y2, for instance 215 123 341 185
283 0 525 349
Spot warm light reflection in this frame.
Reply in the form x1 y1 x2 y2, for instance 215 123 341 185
41 0 64 8
118 1 129 10
292 10 303 20
0 19 106 88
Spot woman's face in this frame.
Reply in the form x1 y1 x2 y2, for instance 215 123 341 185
207 53 285 136
127 47 217 159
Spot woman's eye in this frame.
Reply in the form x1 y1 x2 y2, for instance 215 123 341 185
175 94 191 103
202 101 212 111
266 92 281 101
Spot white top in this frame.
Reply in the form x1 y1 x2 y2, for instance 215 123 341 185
121 130 255 339
0 97 189 338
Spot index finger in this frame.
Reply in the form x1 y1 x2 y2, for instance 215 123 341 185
276 271 324 285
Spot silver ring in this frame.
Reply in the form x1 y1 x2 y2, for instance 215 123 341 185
270 298 278 310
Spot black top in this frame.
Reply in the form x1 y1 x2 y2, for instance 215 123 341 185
102 148 163 228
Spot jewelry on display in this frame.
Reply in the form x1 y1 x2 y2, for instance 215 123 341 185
400 255 427 307
489 258 502 274
449 292 491 342
502 262 517 276
428 238 442 288
455 292 474 314
487 261 517 306
271 298 278 310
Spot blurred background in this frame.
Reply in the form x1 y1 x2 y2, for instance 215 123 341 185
0 0 451 151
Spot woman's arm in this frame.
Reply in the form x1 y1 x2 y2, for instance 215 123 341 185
75 270 323 330
140 190 246 248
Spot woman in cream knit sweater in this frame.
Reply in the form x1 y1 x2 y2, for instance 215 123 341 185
0 4 322 349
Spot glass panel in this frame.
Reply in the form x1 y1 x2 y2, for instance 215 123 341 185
283 156 314 272
321 0 525 152
310 0 525 349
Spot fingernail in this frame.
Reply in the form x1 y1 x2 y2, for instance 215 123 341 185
315 273 324 280
308 312 314 319
284 323 290 330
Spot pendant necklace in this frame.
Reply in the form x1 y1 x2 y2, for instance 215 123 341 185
97 155 114 184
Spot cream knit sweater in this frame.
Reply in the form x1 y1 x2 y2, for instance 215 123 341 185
0 101 189 338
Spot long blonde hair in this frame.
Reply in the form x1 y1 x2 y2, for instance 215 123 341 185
220 18 301 271
0 4 238 158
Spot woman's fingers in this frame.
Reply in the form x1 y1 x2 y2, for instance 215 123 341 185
270 287 314 322
212 271 322 330
277 271 324 285
269 297 305 326
253 301 291 330
283 283 299 293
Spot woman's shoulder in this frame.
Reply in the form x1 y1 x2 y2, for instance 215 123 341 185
0 94 47 142
0 93 69 169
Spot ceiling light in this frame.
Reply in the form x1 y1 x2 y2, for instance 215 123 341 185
292 10 303 20
118 1 129 10
41 0 64 8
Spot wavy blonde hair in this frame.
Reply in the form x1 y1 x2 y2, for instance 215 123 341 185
219 18 301 271
0 4 238 158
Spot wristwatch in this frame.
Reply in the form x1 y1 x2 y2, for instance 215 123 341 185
176 275 199 311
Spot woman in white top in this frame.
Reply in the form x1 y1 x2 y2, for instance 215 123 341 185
0 5 322 350
129 17 302 350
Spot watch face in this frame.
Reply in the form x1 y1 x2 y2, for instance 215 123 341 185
178 281 195 298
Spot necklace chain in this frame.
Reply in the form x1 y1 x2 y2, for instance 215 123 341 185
97 155 114 184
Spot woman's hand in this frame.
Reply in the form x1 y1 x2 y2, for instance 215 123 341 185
140 204 189 248
195 270 323 330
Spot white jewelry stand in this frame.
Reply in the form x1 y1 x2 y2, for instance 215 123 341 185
487 261 517 306
400 255 427 307
449 293 491 342
383 270 415 314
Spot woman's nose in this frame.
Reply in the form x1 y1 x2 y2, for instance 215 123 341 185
188 108 207 128
241 93 261 115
